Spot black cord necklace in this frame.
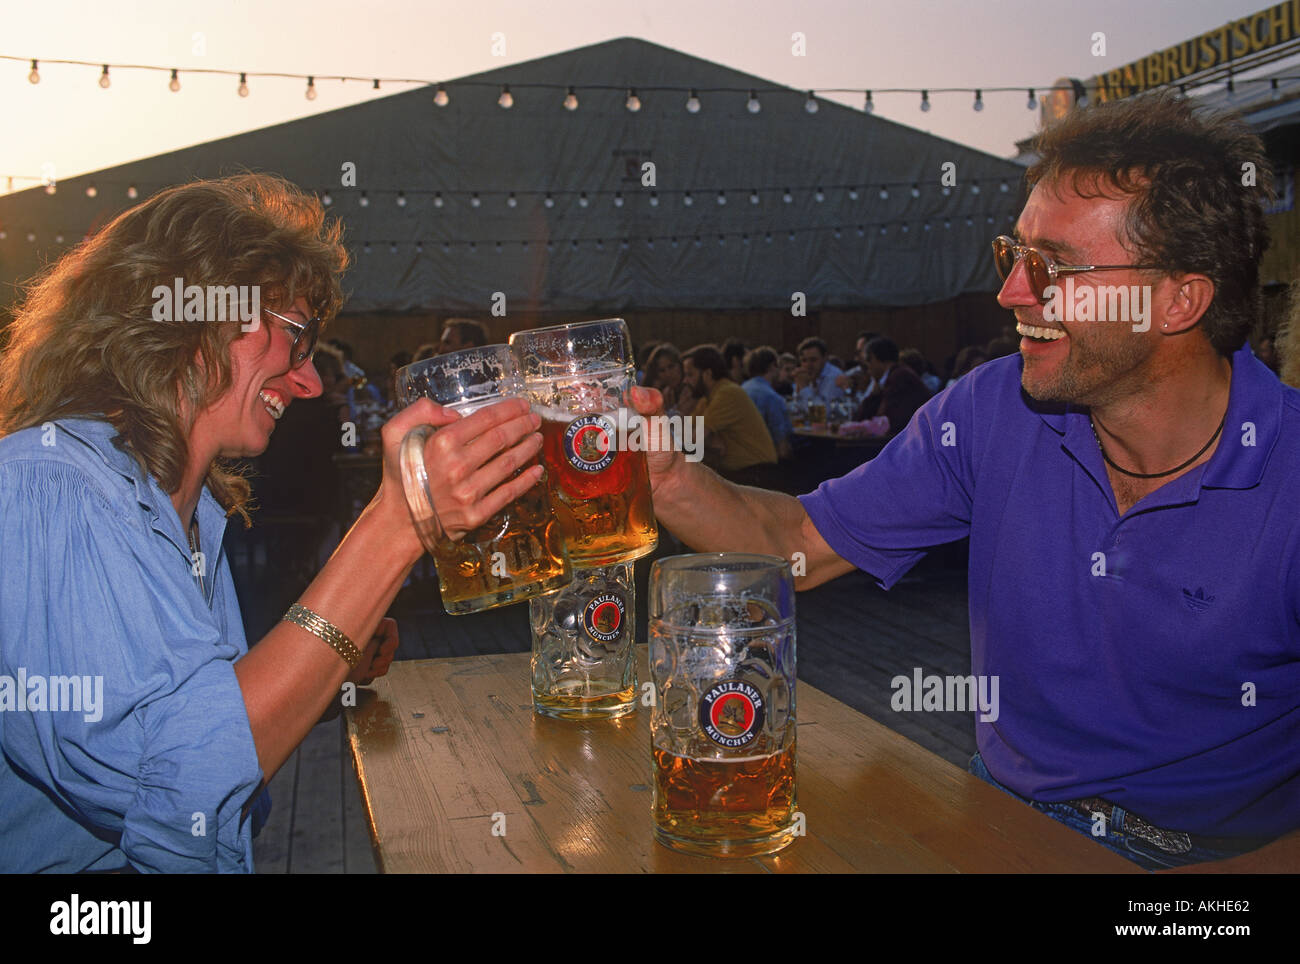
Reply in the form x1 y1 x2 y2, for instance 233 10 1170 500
1090 415 1225 480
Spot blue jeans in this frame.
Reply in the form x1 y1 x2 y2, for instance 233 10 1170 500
967 752 1268 871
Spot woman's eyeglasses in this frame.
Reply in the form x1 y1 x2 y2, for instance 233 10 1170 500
991 236 1163 303
262 307 322 368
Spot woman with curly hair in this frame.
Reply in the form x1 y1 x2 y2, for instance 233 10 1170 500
0 174 543 872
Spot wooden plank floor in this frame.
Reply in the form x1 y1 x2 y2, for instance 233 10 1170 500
235 530 974 874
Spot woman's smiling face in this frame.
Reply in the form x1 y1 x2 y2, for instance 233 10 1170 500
196 296 324 458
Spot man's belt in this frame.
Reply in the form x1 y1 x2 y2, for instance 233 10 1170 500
1063 797 1274 856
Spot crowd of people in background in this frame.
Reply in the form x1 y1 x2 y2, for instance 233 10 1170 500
272 317 1290 500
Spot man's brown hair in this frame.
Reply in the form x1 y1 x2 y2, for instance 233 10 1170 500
1027 89 1273 356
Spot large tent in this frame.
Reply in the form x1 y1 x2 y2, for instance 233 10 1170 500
1 38 1026 323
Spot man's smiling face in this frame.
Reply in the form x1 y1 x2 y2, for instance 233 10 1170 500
999 177 1162 408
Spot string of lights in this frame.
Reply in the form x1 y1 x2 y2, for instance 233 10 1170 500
0 176 1019 199
9 52 1292 110
0 211 1018 248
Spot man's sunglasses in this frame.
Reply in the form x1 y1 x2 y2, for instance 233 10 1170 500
991 236 1163 303
262 307 322 369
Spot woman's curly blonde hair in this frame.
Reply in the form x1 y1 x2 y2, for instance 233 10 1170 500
0 173 348 525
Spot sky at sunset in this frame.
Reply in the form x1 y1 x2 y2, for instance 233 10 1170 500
0 0 1287 194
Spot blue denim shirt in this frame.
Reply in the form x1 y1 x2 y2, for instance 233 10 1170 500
0 418 263 872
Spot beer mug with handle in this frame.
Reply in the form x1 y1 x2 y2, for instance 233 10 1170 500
649 553 798 857
396 346 571 614
510 319 658 568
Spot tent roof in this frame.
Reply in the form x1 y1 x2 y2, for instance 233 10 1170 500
0 37 1026 313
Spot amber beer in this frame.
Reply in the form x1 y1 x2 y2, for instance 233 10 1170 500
429 471 569 614
539 407 657 567
653 744 796 844
649 554 798 857
510 319 658 568
397 346 572 614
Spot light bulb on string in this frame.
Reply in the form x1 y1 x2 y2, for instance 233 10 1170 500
28 60 39 84
848 187 859 201
625 88 641 112
372 79 380 90
613 192 624 207
359 191 370 207
240 73 251 98
578 192 589 207
305 77 317 101
322 191 332 206
507 192 518 208
1026 88 1037 110
814 187 825 202
747 89 761 113
99 65 110 89
563 86 579 111
910 184 920 198
169 69 180 93
864 90 873 113
782 188 793 204
879 186 889 200
127 184 138 199
543 193 554 208
716 191 726 205
750 190 760 205
433 84 449 107
920 90 930 112
498 85 513 109
470 192 481 208
85 184 97 197
804 91 818 113
686 89 701 113
416 241 423 253
396 191 407 207
973 89 984 112
999 180 1010 193
856 225 865 237
683 192 693 206
390 242 398 254
970 182 981 195
44 182 56 195
433 192 444 208
1271 78 1281 102
649 192 659 207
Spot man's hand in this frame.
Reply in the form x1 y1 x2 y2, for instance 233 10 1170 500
629 385 686 494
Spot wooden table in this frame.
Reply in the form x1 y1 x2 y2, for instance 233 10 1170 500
345 650 1140 873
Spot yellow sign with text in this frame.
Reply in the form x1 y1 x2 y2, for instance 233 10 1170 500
1089 1 1300 102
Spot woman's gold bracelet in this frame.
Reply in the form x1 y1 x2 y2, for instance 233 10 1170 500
282 603 363 669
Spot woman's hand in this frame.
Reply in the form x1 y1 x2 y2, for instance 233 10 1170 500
348 616 400 687
376 396 544 544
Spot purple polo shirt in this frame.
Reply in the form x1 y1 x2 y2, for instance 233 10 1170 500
800 343 1300 838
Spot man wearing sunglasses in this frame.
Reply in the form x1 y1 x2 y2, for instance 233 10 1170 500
629 89 1300 869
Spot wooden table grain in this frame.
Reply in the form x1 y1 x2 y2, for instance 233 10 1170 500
345 650 1140 873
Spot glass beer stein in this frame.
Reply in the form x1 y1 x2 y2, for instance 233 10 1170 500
648 554 797 858
396 346 571 614
509 319 658 567
529 563 637 720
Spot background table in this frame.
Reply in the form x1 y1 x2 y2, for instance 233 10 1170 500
345 651 1140 873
